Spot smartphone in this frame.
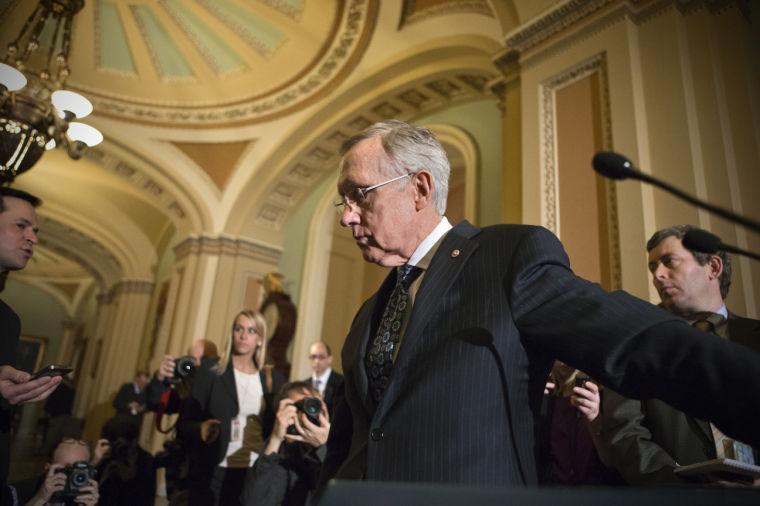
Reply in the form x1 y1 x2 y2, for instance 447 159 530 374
31 364 73 379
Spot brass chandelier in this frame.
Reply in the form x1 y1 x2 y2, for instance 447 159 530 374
0 0 102 184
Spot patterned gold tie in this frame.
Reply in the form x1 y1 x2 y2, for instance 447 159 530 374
366 264 423 402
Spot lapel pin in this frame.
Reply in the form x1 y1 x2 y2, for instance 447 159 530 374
451 249 460 258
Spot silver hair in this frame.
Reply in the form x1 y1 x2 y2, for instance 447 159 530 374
340 120 449 215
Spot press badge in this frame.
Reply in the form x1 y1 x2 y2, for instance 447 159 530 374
231 417 242 442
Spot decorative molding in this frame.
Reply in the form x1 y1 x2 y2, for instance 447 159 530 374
252 71 497 230
82 0 379 127
399 0 494 28
174 234 282 264
85 147 188 221
504 0 615 54
539 52 621 289
110 279 155 297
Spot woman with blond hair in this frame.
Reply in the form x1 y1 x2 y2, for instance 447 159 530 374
177 309 284 506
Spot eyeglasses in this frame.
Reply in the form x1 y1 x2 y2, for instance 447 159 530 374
309 354 328 360
334 172 415 212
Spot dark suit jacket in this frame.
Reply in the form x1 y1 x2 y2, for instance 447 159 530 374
601 313 760 485
177 363 284 486
318 222 760 489
306 370 344 420
113 382 147 417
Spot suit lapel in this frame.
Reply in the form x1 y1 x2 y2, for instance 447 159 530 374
374 221 481 420
220 364 239 411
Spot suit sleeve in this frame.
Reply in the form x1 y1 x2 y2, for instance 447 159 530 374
599 389 685 485
507 226 760 448
112 384 131 413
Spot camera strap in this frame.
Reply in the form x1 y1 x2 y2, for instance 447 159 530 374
155 388 177 434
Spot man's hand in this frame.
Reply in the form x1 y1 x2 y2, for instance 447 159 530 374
127 401 146 413
27 464 66 506
544 380 556 395
200 419 221 443
91 438 110 466
0 365 61 405
285 400 330 448
74 480 99 506
157 355 175 382
571 380 600 423
264 398 300 454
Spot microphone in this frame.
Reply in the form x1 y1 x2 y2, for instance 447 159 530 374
592 151 760 234
682 229 760 262
454 328 527 485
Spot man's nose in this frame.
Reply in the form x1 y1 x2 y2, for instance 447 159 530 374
26 229 38 244
340 205 359 227
653 263 668 280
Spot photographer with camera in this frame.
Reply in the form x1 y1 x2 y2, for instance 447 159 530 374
13 438 98 506
241 381 330 506
146 339 220 416
93 414 155 506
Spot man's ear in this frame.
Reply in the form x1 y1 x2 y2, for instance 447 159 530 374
707 255 723 280
412 171 434 211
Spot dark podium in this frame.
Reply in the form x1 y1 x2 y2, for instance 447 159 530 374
320 480 760 506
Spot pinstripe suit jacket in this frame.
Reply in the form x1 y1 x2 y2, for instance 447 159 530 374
320 221 760 488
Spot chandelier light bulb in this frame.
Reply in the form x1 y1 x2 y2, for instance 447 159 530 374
52 90 93 119
67 122 103 147
45 138 56 150
0 63 27 91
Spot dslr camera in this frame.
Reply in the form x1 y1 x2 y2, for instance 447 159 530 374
286 397 322 435
165 355 196 385
51 461 96 501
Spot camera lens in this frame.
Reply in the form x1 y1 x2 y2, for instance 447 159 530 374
71 469 88 486
175 356 196 378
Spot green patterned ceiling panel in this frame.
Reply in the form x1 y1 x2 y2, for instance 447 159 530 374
96 0 137 74
131 4 194 79
259 0 305 19
196 0 286 58
161 0 246 75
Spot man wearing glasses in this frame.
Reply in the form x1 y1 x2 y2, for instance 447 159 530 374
316 120 760 494
305 341 343 420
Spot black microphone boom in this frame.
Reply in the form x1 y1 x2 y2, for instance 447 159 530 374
592 151 760 234
682 229 760 262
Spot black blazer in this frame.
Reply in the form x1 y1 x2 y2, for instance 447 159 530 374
319 222 760 489
601 313 760 484
112 383 147 416
178 363 284 481
305 370 344 420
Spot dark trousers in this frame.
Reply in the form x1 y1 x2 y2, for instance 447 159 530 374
209 466 247 506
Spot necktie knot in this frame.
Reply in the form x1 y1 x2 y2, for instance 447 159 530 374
397 265 423 288
691 312 726 334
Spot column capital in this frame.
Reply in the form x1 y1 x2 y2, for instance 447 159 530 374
174 233 282 264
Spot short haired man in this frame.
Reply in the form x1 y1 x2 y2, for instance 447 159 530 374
0 188 61 498
112 371 150 422
12 438 99 505
305 342 343 419
600 225 760 485
242 381 329 506
315 120 760 494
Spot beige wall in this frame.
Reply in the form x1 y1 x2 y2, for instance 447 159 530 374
517 1 758 315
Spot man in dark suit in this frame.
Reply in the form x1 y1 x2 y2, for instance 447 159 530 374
305 341 343 419
316 120 760 492
0 187 61 503
113 371 150 422
600 225 760 485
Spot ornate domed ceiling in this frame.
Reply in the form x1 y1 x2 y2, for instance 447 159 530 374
0 0 377 127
